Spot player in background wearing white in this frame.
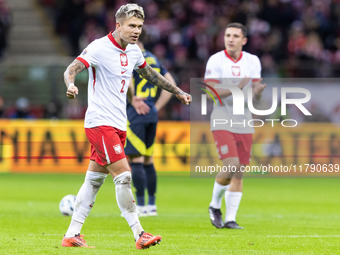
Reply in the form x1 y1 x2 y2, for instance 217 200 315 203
61 4 191 249
205 23 266 229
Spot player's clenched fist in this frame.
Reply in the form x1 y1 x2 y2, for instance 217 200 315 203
66 83 79 99
176 92 192 105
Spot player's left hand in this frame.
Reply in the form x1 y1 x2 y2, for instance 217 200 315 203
66 84 79 99
132 96 150 115
252 78 266 96
176 92 192 105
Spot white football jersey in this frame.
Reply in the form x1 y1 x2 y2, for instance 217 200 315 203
204 50 261 134
77 32 146 131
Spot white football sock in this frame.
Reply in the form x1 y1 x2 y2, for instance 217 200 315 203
65 171 107 237
114 171 144 241
225 191 242 222
209 182 229 209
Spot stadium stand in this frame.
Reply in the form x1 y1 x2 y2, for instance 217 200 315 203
38 0 340 77
1 0 340 120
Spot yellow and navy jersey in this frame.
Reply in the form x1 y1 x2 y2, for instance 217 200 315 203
132 49 168 103
127 49 168 123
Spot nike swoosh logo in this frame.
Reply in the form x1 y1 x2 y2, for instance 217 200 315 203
121 70 127 74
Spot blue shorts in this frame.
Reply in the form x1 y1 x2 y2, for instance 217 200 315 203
124 121 157 156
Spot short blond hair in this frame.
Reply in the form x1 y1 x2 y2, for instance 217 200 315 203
115 4 145 22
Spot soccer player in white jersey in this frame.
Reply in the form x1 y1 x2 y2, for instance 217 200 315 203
205 23 266 229
61 4 191 249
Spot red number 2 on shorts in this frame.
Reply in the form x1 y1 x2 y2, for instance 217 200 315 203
120 80 125 93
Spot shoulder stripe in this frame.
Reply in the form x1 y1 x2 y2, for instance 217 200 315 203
76 57 89 69
138 61 147 69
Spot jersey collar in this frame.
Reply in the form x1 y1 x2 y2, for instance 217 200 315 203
224 49 243 63
108 32 126 51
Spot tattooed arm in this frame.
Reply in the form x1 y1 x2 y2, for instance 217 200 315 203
136 64 192 105
63 59 86 99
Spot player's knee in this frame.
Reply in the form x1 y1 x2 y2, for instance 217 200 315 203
223 158 241 169
85 171 108 187
232 172 243 181
113 171 131 185
230 177 243 189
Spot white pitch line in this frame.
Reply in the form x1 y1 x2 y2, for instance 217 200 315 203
6 233 340 239
267 235 340 238
24 233 131 237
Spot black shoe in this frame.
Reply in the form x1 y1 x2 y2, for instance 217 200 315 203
223 221 244 229
208 206 223 228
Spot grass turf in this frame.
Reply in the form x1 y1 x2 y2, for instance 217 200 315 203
0 173 339 255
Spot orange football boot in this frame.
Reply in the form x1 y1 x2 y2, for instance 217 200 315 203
61 234 94 248
135 231 161 249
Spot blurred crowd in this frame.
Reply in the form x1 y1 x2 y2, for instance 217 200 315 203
39 0 340 78
38 0 340 120
1 0 340 121
0 95 86 120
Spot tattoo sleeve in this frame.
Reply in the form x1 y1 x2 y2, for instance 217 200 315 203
136 64 183 95
64 59 86 88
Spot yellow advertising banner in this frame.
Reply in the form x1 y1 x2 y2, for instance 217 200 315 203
0 120 339 175
0 120 190 173
191 122 340 176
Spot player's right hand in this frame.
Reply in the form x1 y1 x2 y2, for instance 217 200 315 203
176 92 192 105
132 96 150 115
66 84 79 99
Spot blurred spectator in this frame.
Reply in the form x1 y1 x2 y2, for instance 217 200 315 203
9 97 35 119
0 0 11 58
43 100 62 119
54 0 86 56
0 95 5 117
64 99 86 119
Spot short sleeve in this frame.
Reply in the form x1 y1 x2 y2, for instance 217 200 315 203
204 55 221 83
76 40 101 69
251 56 262 79
134 48 146 69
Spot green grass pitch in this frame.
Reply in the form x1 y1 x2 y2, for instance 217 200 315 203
0 173 339 255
